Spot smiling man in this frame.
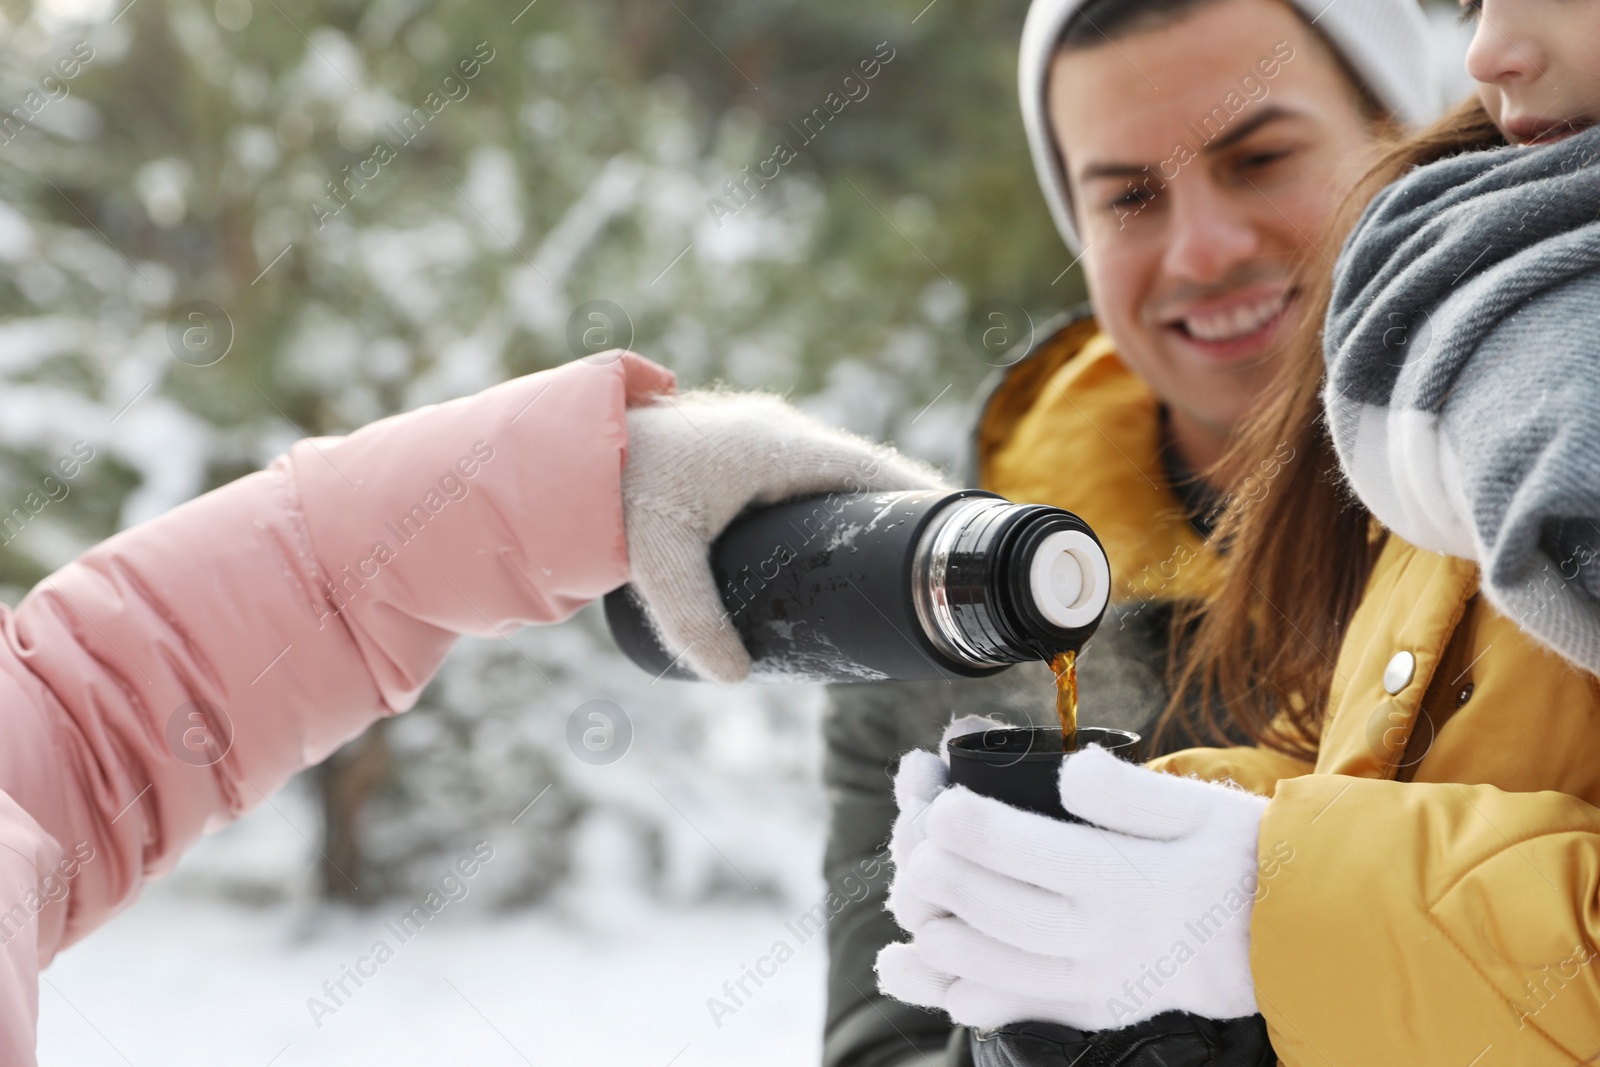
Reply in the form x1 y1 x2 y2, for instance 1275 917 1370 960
1023 0 1428 476
821 1 1440 1065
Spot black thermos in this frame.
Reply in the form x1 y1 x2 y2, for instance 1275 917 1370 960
604 488 1111 682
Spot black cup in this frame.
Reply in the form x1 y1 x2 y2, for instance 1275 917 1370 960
946 726 1143 823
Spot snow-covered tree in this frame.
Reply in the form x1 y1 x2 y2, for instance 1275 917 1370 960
0 0 1071 910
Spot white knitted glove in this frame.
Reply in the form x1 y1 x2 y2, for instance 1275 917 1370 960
621 387 947 684
890 716 1010 874
877 744 1269 1031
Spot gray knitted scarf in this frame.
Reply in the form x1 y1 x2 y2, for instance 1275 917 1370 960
1324 123 1600 675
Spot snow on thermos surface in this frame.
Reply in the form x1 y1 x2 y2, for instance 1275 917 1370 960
606 489 1112 683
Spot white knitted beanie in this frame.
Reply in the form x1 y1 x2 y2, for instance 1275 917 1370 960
1019 0 1443 254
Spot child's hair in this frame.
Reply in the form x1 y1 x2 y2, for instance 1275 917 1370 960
1157 97 1509 759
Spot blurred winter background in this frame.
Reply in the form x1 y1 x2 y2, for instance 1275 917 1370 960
0 0 1472 1062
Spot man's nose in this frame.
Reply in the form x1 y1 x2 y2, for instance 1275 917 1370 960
1464 1 1543 89
1160 182 1260 285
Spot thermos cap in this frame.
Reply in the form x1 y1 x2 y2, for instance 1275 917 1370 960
1027 529 1110 631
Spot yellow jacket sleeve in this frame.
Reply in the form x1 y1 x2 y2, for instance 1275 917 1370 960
1146 745 1315 798
1252 775 1600 1065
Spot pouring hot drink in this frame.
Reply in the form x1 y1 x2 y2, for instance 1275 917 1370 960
607 488 1272 1066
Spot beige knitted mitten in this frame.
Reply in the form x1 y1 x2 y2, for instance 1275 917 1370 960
622 389 947 683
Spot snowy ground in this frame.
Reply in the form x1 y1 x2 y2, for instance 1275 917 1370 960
36 760 831 1067
37 883 825 1066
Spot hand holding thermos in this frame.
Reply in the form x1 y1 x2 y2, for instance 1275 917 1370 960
619 389 948 684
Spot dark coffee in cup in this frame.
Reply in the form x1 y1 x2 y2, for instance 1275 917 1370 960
946 726 1143 822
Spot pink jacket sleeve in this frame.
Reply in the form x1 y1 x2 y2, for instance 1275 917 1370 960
0 352 674 1063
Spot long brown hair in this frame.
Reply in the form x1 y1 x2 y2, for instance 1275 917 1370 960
1157 98 1508 760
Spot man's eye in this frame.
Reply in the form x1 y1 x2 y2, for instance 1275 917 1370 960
1457 0 1481 24
1109 188 1155 211
1242 149 1291 169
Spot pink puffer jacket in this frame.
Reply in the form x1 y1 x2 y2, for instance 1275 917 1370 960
0 352 675 1064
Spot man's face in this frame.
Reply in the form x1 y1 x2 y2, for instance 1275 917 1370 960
1048 0 1379 447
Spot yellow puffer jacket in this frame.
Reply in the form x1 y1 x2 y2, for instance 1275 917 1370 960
977 316 1600 1066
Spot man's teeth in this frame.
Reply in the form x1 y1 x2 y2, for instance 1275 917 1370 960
1181 292 1288 343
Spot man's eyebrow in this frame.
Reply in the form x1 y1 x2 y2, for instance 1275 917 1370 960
1076 105 1305 182
1205 104 1299 151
